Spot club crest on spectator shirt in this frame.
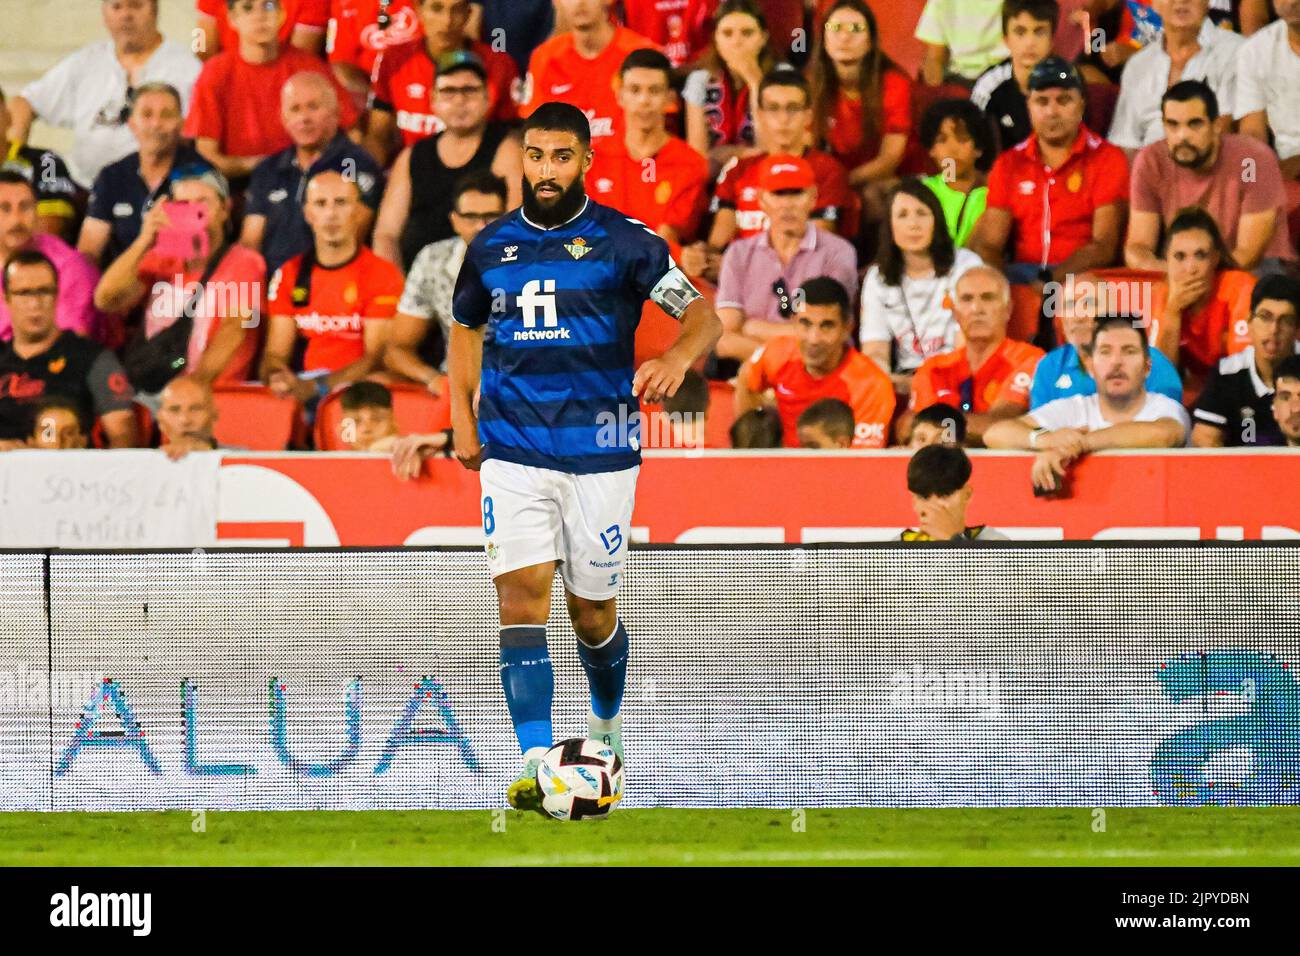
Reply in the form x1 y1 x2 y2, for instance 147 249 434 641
1067 171 1083 193
565 237 592 260
655 181 672 205
343 284 359 305
48 357 66 374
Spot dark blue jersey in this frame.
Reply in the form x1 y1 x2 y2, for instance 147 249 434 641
452 196 700 474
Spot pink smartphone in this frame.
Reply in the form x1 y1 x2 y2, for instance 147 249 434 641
155 200 210 261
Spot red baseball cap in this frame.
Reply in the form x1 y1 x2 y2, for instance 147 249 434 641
758 154 815 193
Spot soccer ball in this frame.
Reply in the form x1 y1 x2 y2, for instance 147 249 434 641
536 738 623 821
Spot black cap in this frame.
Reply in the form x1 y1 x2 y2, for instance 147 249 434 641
1027 56 1084 93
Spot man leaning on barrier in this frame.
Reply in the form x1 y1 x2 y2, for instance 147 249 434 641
984 315 1190 493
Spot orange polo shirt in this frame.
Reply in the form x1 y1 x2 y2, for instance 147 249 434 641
911 337 1044 413
746 336 897 448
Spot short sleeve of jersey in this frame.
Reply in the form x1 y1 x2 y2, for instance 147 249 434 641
1028 394 1083 430
995 347 1041 407
713 158 740 209
1129 145 1161 214
182 60 225 142
243 159 275 218
85 167 114 223
909 358 941 411
86 349 136 416
913 0 946 44
1091 145 1130 209
364 257 404 319
266 258 300 314
1192 368 1232 429
623 226 674 301
881 70 912 136
985 153 1013 210
451 249 492 328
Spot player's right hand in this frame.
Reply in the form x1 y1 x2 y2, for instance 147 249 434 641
452 427 482 471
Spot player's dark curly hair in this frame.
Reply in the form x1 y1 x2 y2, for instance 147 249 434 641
907 444 972 498
522 102 591 148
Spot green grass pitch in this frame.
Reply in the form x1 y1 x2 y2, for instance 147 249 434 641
1 808 1296 866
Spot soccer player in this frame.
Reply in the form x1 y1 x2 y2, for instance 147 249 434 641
448 102 723 813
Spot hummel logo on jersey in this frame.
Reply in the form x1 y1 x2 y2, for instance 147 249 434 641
501 245 518 262
564 237 592 259
515 278 570 340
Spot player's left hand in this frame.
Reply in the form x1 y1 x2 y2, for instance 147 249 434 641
632 355 688 404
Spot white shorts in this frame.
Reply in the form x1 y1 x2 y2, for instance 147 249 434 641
478 458 639 601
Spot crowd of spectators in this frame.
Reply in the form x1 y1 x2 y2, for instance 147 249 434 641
2 0 1300 472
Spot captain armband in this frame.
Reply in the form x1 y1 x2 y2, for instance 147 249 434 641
648 266 703 320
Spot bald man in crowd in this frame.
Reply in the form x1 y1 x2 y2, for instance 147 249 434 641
156 374 220 460
239 71 383 273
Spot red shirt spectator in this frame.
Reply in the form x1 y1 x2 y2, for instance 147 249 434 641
267 246 402 371
371 39 518 147
744 335 896 448
1130 133 1295 267
184 47 360 166
327 0 422 75
821 68 912 173
713 148 858 240
984 124 1128 266
620 0 714 68
587 135 710 244
140 245 267 384
198 0 329 56
911 337 1044 413
517 26 658 140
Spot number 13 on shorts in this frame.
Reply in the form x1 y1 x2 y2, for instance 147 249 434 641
600 524 622 555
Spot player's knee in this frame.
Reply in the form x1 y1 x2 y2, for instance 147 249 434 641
495 565 555 625
568 596 616 643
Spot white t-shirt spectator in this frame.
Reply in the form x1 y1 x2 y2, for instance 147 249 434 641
396 235 466 373
1028 391 1191 445
913 0 1008 81
19 39 201 188
858 247 981 372
1108 19 1243 151
1235 20 1300 160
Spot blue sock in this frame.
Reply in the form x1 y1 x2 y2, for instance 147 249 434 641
577 620 629 721
499 625 553 755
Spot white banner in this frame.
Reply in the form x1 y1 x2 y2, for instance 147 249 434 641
0 451 220 548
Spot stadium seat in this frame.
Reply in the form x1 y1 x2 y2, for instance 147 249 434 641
211 384 300 450
705 379 736 449
314 382 451 451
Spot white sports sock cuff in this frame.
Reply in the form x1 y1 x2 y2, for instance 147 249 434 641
585 619 622 650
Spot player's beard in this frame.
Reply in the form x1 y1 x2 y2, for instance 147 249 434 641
522 175 587 227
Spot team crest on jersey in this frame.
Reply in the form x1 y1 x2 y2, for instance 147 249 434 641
655 180 672 204
1067 170 1083 193
48 356 66 374
343 283 358 305
564 237 592 259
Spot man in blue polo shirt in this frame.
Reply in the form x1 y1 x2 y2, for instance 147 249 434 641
1030 298 1182 409
78 82 208 267
239 71 382 273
